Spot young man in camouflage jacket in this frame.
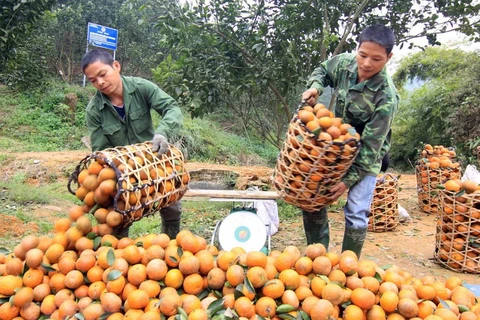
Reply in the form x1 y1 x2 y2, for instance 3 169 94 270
301 25 399 257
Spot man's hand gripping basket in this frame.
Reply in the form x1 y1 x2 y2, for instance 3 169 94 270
273 103 361 211
68 142 189 230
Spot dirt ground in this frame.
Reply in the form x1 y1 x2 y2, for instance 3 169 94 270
1 150 479 285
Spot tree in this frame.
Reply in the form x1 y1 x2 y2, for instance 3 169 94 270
1 0 169 88
152 0 480 149
0 0 55 74
391 47 480 166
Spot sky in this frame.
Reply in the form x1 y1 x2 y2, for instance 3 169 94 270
388 31 480 74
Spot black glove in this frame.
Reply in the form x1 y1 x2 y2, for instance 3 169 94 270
152 134 169 156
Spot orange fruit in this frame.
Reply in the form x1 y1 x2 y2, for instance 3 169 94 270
12 286 34 308
159 293 182 317
343 304 364 320
380 290 399 313
294 256 313 275
127 264 147 286
310 299 336 319
179 255 201 275
298 109 316 124
188 309 208 320
444 180 461 192
234 296 255 318
127 289 150 309
57 300 78 320
123 244 142 265
146 258 168 281
310 276 328 297
65 270 84 289
183 273 204 295
82 303 105 320
105 275 126 295
32 283 51 302
246 266 268 288
206 267 226 290
255 296 277 318
5 257 24 276
274 252 295 271
164 268 184 289
282 289 300 308
398 297 419 318
367 305 386 320
181 294 202 315
261 279 285 299
357 260 377 278
22 268 44 289
195 249 215 275
278 269 300 290
350 287 376 310
246 251 267 268
312 256 332 275
338 251 358 276
226 264 245 287
321 283 345 306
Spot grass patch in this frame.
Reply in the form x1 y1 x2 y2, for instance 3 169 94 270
0 180 77 249
0 181 54 204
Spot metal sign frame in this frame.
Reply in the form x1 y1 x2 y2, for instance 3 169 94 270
87 22 118 51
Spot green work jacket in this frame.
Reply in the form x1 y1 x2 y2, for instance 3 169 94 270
308 53 399 188
86 76 183 152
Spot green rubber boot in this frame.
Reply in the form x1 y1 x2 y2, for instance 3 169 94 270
161 218 181 240
114 225 130 239
342 227 367 258
302 207 330 249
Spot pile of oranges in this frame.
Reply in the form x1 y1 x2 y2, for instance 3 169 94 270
295 104 360 143
434 178 480 273
273 103 360 211
70 143 189 231
416 144 462 214
2 198 480 319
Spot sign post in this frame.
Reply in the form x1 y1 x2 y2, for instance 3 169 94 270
83 22 119 87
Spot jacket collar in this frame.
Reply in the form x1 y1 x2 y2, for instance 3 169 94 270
347 58 387 92
95 76 136 110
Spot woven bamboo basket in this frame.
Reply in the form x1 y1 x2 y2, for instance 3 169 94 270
433 189 480 273
273 109 361 212
368 173 399 232
415 157 462 214
68 142 189 229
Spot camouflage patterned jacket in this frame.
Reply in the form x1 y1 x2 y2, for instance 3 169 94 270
307 53 399 188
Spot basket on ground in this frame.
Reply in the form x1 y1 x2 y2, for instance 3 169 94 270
434 189 480 273
368 173 399 232
416 145 461 214
273 104 360 212
68 142 190 229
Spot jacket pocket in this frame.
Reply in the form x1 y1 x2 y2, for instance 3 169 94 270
129 109 151 134
103 123 124 146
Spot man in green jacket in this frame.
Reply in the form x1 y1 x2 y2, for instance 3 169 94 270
301 25 399 257
81 48 183 239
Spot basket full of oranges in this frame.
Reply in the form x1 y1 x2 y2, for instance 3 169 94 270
68 142 190 229
434 179 480 273
273 103 361 212
416 144 461 214
368 173 400 232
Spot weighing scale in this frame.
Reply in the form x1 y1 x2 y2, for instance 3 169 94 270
211 207 271 253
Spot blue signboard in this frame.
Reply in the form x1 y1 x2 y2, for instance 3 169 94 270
87 22 118 51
